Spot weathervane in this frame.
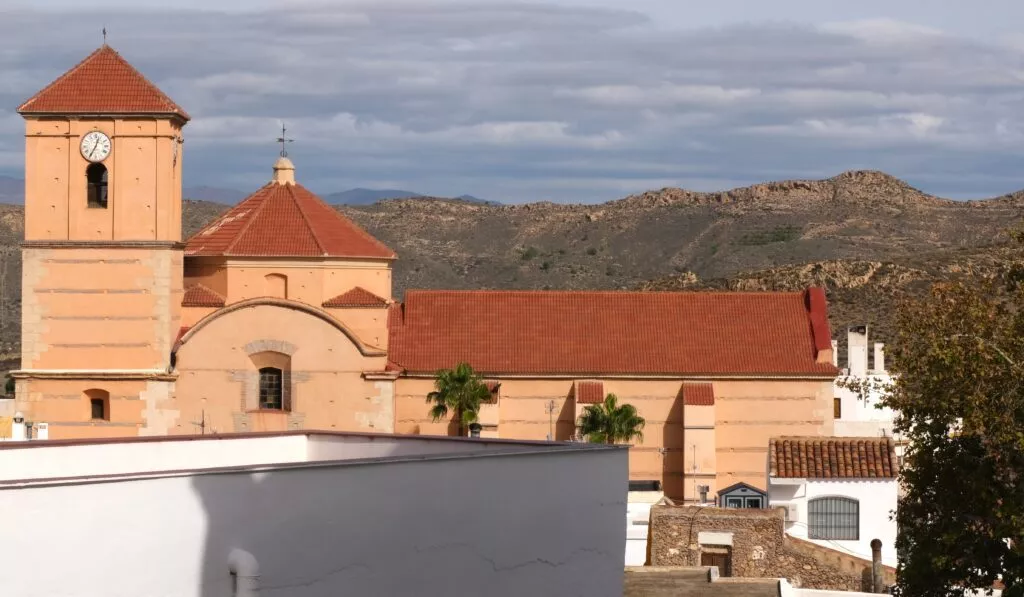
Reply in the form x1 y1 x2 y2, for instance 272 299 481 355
102 27 107 44
277 123 294 157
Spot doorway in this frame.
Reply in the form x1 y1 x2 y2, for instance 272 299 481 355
701 549 732 577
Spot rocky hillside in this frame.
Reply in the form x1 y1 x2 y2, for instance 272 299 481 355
0 170 1020 366
639 247 1022 365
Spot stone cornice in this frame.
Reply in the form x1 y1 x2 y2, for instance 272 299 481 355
22 240 185 250
10 369 177 381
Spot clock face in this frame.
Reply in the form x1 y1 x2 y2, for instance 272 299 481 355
80 131 111 163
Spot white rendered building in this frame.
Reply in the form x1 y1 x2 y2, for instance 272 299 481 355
768 436 899 567
0 431 627 597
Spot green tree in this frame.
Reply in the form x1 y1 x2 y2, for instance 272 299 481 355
426 362 490 437
576 393 645 444
880 269 1024 597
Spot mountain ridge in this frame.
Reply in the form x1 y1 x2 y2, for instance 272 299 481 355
0 168 1020 366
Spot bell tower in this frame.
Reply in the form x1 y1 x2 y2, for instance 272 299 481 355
13 45 188 438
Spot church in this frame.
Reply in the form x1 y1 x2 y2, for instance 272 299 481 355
11 45 840 502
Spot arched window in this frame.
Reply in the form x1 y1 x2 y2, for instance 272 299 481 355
259 367 283 410
264 274 288 299
85 388 110 421
808 496 860 540
86 163 108 208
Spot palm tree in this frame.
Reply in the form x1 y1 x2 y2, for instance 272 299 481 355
576 393 646 444
426 362 491 436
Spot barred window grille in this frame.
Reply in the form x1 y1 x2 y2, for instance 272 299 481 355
808 497 859 540
259 367 283 410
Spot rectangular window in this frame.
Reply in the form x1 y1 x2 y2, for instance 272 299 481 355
726 497 743 509
744 497 762 509
259 367 283 410
90 398 106 420
833 397 842 419
808 497 860 540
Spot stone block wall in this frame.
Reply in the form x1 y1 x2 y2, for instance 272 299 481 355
649 505 895 591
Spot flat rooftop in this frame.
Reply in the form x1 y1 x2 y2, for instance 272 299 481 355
0 430 618 487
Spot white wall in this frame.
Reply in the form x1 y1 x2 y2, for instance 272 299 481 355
0 446 627 597
624 492 663 566
305 434 543 461
0 433 556 482
0 435 309 481
770 479 898 567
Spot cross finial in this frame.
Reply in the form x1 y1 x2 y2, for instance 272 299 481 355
276 123 294 157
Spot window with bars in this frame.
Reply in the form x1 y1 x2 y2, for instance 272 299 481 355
259 367 283 410
808 496 859 540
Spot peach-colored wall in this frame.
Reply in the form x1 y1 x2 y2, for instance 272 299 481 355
395 376 833 502
713 379 834 491
13 377 176 440
182 259 227 298
173 303 391 436
183 257 391 348
21 246 183 371
24 117 182 242
324 307 389 350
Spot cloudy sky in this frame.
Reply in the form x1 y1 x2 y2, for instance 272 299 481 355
2 1 1023 203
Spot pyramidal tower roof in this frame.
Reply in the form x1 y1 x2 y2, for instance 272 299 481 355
18 45 189 120
185 159 396 259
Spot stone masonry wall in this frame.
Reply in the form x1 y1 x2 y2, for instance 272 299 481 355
649 506 895 591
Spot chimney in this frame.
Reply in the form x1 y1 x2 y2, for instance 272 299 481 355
11 411 25 441
873 343 885 373
831 340 838 367
848 325 868 376
871 538 884 592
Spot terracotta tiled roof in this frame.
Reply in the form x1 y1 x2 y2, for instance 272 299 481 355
388 289 836 376
181 283 225 307
576 381 605 404
185 182 395 259
769 437 898 479
18 45 188 120
681 382 714 406
323 287 389 308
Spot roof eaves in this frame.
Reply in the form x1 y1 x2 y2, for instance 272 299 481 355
18 45 190 120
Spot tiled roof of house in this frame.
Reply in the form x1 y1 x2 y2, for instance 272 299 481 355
185 182 395 259
181 283 225 308
576 381 605 404
769 437 898 479
18 45 189 120
681 382 715 406
323 287 389 308
387 288 836 376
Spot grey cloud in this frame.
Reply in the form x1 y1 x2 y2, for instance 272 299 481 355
0 5 1023 202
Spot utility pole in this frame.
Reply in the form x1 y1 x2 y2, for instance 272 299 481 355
544 400 557 441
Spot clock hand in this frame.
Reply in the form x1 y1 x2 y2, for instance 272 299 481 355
90 139 99 159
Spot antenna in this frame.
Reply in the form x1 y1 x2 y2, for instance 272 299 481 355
276 122 294 157
191 409 207 435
